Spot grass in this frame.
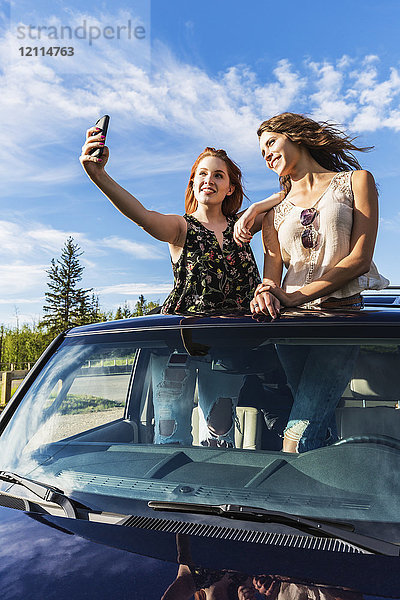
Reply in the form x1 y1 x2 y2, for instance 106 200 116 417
59 394 124 415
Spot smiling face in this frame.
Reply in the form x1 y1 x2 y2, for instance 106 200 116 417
192 156 234 207
259 130 302 177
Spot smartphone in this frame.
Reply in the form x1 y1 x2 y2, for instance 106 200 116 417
89 114 110 158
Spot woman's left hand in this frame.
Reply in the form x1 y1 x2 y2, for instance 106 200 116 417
255 280 297 307
266 287 297 306
234 207 256 246
251 288 281 319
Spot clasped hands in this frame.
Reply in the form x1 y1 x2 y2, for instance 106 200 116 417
250 279 298 319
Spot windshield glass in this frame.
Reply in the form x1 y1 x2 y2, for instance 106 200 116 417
0 325 399 537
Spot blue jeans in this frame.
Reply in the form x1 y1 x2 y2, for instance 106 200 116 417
151 353 243 446
276 344 359 453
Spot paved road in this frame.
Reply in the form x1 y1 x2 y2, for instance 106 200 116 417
70 374 131 404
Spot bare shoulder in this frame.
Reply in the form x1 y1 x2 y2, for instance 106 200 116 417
168 213 187 228
350 170 378 214
351 169 376 191
351 169 378 206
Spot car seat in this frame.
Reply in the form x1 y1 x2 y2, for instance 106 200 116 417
336 349 400 440
191 405 262 449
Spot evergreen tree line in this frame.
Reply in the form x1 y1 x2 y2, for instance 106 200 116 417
0 237 159 370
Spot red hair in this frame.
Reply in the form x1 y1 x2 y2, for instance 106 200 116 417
185 147 245 216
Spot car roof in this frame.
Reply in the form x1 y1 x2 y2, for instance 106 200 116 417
66 305 400 337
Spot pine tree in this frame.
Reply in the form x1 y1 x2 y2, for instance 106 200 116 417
144 300 160 314
41 237 97 335
114 297 160 320
134 295 146 316
133 295 160 316
115 301 133 320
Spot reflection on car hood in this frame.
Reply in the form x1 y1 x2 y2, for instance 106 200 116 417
0 505 176 599
0 505 398 599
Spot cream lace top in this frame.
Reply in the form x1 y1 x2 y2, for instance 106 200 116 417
273 171 389 306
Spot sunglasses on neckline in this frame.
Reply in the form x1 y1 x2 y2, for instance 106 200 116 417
300 207 318 249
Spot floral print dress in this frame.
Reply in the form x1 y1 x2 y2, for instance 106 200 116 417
161 214 261 314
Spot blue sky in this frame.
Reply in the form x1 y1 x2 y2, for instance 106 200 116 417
1 0 400 326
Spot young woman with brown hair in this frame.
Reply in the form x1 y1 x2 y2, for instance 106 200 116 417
235 112 388 453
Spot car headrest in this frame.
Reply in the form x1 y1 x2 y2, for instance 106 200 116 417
351 349 400 400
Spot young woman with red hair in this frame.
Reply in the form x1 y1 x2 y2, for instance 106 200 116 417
80 133 281 314
80 131 281 447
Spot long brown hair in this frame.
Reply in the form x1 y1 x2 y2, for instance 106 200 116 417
185 147 245 216
257 112 373 197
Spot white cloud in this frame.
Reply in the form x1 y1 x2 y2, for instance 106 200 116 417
351 105 383 133
364 55 380 64
2 11 400 187
0 297 43 305
28 227 87 254
361 68 400 107
350 63 379 91
308 61 357 124
0 218 169 268
383 110 400 131
0 219 91 257
0 264 47 294
253 59 306 116
336 55 353 69
0 221 25 254
380 213 400 231
102 236 166 259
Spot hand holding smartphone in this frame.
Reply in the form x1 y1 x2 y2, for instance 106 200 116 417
89 115 110 158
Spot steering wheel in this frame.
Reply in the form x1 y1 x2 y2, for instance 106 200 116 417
334 435 400 451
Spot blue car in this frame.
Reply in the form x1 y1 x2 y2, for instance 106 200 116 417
0 302 399 599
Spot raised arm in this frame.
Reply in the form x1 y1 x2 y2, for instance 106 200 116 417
258 170 379 307
234 192 284 245
80 127 186 246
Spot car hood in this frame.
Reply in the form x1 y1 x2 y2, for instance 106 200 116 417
0 506 177 599
0 504 398 599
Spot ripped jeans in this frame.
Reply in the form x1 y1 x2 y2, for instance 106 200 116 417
276 344 359 453
151 354 243 447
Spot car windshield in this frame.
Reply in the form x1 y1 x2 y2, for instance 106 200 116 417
0 323 399 540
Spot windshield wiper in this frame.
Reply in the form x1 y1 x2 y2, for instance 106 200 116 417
148 500 399 557
0 471 88 519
